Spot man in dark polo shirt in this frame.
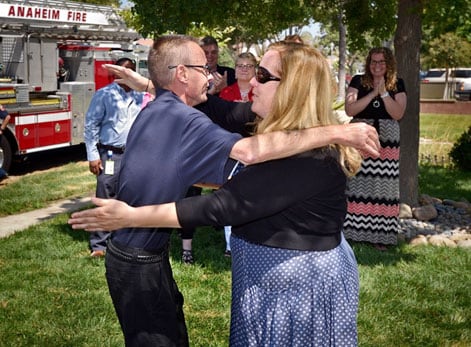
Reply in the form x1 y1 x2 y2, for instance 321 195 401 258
105 35 246 347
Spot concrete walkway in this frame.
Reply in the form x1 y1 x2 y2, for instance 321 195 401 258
0 196 92 239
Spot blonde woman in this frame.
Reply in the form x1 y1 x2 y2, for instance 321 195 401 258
71 42 362 346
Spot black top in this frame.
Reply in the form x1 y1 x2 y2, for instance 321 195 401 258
195 95 255 136
176 148 347 251
349 75 406 119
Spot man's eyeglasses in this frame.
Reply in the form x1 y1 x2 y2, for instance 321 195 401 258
255 66 281 84
168 64 211 76
236 64 255 69
370 60 386 65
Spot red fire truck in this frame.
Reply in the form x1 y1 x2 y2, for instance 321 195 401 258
0 0 144 171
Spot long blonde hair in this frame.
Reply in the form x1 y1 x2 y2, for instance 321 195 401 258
256 42 362 176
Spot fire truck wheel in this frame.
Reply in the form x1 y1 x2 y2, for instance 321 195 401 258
0 136 12 172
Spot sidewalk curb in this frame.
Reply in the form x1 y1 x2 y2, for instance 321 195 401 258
0 196 92 239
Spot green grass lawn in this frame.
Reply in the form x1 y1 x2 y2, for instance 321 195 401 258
0 113 470 346
420 114 471 142
419 113 471 164
0 215 469 347
0 161 95 217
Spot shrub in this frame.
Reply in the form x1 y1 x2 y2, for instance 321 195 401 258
449 126 471 171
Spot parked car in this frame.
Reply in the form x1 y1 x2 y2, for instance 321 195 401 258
420 67 471 100
454 69 471 101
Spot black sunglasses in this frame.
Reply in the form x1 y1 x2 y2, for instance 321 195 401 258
255 66 281 84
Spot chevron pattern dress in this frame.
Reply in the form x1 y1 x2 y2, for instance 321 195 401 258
343 75 405 245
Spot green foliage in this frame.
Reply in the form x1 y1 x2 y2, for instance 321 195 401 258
225 1 311 45
121 0 471 63
422 0 471 42
123 0 312 42
422 32 471 70
421 0 471 63
450 126 471 171
72 0 120 6
342 0 398 52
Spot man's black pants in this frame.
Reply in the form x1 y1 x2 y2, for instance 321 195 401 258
105 240 189 347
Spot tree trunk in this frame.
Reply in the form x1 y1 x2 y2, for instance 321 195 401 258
337 9 347 102
394 0 423 207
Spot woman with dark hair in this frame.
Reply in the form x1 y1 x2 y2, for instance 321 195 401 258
343 47 407 249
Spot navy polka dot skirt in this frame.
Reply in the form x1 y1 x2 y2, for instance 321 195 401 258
229 234 359 347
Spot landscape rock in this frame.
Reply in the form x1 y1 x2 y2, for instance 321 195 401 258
409 235 428 247
399 194 471 248
428 235 457 247
412 204 438 221
457 239 471 248
449 234 471 242
399 203 413 219
420 194 441 205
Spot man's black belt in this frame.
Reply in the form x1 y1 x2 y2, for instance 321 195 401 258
97 143 125 154
107 239 168 264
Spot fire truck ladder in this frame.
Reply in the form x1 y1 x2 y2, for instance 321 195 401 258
0 0 140 42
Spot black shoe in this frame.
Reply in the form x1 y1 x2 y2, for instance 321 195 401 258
224 250 231 257
182 249 194 264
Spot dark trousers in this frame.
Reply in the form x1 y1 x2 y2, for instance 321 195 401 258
89 149 123 251
105 241 189 347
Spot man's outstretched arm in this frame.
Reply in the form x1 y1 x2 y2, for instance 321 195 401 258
231 123 380 165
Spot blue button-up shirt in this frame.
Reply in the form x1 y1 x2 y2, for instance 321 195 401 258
84 82 145 161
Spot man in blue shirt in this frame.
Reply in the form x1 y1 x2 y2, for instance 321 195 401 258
84 57 145 257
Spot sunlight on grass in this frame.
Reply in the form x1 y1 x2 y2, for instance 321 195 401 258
0 161 94 217
419 114 471 166
420 114 471 142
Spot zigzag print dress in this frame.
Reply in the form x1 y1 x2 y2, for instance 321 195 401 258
343 75 406 245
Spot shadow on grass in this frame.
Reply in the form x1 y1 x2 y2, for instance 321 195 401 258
55 217 90 244
419 165 471 201
351 241 417 267
169 226 232 273
58 217 232 273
